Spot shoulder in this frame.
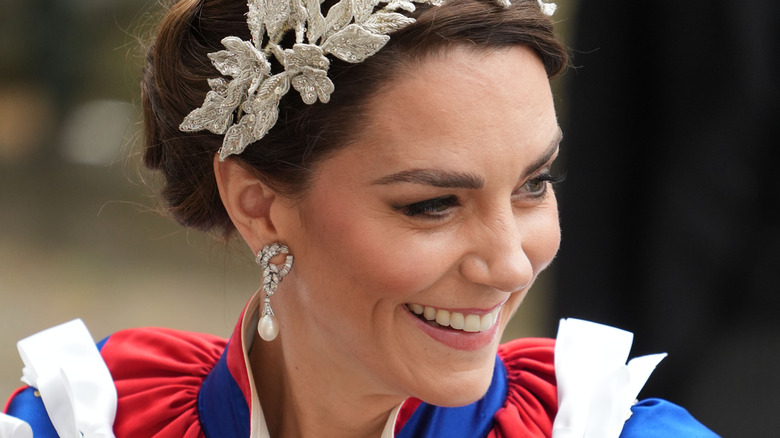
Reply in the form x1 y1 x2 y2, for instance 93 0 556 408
100 326 226 381
492 337 557 438
4 326 227 438
102 327 226 437
622 398 720 437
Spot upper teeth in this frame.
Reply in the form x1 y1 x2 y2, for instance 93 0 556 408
407 304 500 333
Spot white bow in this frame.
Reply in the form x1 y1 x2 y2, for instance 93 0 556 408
552 318 666 438
0 413 32 438
15 319 117 438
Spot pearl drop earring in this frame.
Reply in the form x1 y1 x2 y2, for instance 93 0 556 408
255 243 293 341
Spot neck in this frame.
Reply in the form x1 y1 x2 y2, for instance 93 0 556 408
249 334 401 438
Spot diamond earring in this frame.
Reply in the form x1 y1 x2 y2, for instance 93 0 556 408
255 243 293 341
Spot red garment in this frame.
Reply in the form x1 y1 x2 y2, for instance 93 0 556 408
395 338 558 437
6 306 559 437
491 339 557 437
103 328 225 437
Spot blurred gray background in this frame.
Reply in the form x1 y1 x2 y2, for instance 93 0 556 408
0 0 277 397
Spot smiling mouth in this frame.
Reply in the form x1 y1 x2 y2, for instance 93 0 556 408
406 303 500 333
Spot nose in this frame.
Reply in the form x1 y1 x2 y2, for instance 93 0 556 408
459 209 535 293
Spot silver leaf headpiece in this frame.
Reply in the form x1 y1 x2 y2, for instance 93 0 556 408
179 0 557 160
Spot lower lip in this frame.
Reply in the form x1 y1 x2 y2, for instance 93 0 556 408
404 307 500 351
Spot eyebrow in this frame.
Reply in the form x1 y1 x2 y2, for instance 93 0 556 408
372 128 563 189
521 128 563 179
372 168 485 189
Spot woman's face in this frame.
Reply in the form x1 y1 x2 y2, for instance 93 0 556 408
273 45 561 406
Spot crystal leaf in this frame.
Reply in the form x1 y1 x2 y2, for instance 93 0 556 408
207 78 228 94
264 0 291 40
248 101 280 141
361 11 415 35
180 91 233 134
216 74 290 160
220 119 252 160
247 0 266 47
538 0 557 15
385 0 416 13
256 73 291 102
305 0 328 43
353 0 381 22
210 37 270 79
222 78 249 109
322 24 390 63
323 0 353 41
208 50 242 78
221 37 266 67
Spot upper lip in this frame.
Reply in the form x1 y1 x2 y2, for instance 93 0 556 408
406 297 508 315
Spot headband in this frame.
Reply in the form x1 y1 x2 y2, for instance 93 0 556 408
179 0 557 160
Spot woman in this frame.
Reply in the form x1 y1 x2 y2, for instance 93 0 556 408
2 0 717 437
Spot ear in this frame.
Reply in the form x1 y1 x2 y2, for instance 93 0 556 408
214 155 281 252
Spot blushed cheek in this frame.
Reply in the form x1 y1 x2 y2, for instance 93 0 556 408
300 195 441 303
344 227 455 302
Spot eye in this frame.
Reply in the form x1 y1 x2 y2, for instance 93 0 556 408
519 171 565 198
400 195 459 219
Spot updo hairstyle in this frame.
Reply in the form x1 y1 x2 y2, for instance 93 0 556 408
142 0 568 236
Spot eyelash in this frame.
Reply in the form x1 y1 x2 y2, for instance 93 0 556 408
401 196 459 219
399 172 565 219
519 171 566 199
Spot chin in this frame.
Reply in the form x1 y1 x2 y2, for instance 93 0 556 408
414 361 495 408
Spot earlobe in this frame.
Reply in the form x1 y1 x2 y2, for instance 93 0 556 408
213 155 280 250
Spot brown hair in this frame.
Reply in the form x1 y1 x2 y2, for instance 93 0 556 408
142 0 568 236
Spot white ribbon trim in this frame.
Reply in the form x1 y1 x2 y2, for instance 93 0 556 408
0 413 33 438
16 319 117 438
552 318 666 438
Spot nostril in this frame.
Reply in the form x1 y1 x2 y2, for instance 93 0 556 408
459 249 534 293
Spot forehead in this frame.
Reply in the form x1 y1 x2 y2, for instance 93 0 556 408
317 45 558 180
